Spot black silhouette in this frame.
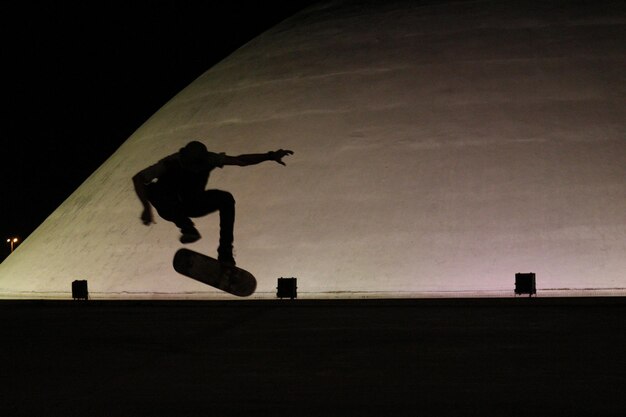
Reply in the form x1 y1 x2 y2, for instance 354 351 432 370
133 141 293 266
173 248 256 297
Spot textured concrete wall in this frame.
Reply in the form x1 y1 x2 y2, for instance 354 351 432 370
1 1 625 298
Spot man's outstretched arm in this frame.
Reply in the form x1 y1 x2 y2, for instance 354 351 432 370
223 149 294 167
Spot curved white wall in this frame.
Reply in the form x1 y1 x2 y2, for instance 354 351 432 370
1 1 625 298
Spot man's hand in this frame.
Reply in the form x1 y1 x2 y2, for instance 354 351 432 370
269 149 294 166
140 208 155 226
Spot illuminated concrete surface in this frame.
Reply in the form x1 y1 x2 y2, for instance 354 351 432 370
1 299 625 416
0 1 625 298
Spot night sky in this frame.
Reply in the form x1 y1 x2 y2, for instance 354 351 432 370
1 2 315 260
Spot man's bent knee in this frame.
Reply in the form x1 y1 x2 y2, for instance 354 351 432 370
216 191 235 208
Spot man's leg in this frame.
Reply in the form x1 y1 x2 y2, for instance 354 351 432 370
148 188 201 243
187 190 236 264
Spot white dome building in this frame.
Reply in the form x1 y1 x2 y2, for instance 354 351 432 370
1 0 625 298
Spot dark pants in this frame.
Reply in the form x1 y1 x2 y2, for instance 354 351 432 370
148 187 235 255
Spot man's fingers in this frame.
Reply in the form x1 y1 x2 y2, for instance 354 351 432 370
275 149 293 164
141 212 155 225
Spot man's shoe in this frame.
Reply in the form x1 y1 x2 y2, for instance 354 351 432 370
217 244 236 266
180 228 201 244
218 253 236 267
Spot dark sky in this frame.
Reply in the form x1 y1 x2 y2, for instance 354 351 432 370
1 2 316 260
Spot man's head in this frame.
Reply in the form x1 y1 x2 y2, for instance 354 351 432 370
179 141 209 172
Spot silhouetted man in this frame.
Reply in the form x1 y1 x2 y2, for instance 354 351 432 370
133 140 293 266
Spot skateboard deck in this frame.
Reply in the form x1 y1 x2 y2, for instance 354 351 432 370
173 248 257 297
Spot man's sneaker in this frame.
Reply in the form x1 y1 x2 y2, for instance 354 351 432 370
217 244 236 266
180 227 201 244
218 253 236 267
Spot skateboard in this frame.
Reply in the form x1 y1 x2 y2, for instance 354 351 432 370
173 248 257 297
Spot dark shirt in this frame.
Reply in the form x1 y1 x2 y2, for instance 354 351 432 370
137 152 225 201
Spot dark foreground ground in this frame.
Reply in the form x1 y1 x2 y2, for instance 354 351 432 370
1 298 625 417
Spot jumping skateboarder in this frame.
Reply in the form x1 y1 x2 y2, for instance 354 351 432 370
133 140 293 266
